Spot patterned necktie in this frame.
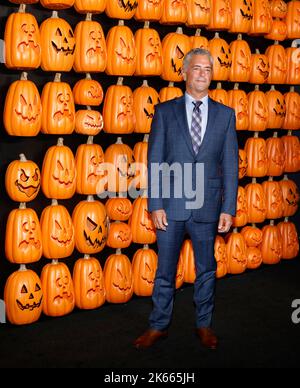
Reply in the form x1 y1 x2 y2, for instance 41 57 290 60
190 100 203 154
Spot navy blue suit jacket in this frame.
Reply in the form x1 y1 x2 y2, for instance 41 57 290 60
147 95 239 222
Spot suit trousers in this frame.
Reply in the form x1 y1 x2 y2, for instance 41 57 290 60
149 215 218 330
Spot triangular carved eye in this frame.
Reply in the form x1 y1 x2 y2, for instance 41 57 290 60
55 28 63 37
147 96 153 104
35 283 41 292
120 37 127 48
20 95 27 106
87 217 98 231
176 45 185 59
68 29 74 38
21 285 28 294
240 50 246 58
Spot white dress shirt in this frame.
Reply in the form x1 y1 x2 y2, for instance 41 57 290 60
185 92 209 143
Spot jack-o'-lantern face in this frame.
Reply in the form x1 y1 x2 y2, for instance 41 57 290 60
107 222 132 248
146 36 162 65
287 230 299 254
144 95 159 120
272 0 287 18
254 192 267 214
116 36 135 64
112 265 132 295
285 186 300 208
275 53 287 74
84 215 108 251
236 187 247 218
194 0 210 13
240 0 253 20
238 150 248 179
15 93 41 126
217 45 232 69
87 28 105 57
257 146 268 168
232 242 247 265
18 22 40 55
140 258 157 286
15 166 40 200
83 112 103 134
218 0 231 18
215 237 226 263
53 272 74 306
141 209 156 233
51 217 74 249
86 151 104 186
19 214 42 254
237 96 249 124
237 49 250 73
18 279 42 312
260 0 271 23
53 91 75 124
171 45 185 76
77 260 105 306
242 227 263 246
86 268 104 298
118 0 138 12
247 247 262 268
269 185 283 211
270 144 285 169
254 98 268 124
118 95 134 122
51 26 75 57
52 157 76 190
251 56 269 83
273 97 286 119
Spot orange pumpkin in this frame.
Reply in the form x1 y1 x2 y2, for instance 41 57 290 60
175 253 185 289
4 267 43 325
5 204 42 264
229 36 251 83
40 0 75 9
190 29 209 50
5 154 41 203
106 221 132 249
208 33 232 81
246 247 262 269
278 220 299 260
283 88 300 130
238 149 248 179
105 197 133 221
247 88 268 131
286 47 300 85
129 196 156 244
133 80 159 133
245 180 267 223
241 225 263 247
132 245 158 296
264 19 287 41
229 0 253 33
135 0 163 21
266 44 287 85
245 136 269 177
214 236 227 279
105 0 138 19
232 186 248 227
249 50 270 84
265 87 286 129
227 85 249 130
282 134 300 173
262 179 284 220
270 0 288 19
159 83 183 103
186 0 211 27
41 138 76 200
249 0 272 35
73 255 106 309
4 73 42 137
73 75 104 106
279 176 299 217
41 261 75 317
260 222 282 265
180 239 196 283
160 0 187 25
226 230 247 274
103 250 133 303
75 109 104 136
266 133 285 177
132 135 148 191
207 0 232 30
74 0 107 13
209 83 228 106
286 0 300 39
40 200 75 260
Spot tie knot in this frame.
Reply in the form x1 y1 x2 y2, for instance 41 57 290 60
193 100 202 111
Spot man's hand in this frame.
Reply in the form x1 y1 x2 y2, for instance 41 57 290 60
218 213 233 233
151 209 168 231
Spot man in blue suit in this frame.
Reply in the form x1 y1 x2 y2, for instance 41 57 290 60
134 49 239 350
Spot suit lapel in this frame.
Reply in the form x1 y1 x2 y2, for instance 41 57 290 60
173 96 195 156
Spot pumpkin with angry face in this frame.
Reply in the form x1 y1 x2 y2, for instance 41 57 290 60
260 222 282 265
106 221 133 249
105 197 133 221
279 177 300 217
229 37 251 82
247 89 268 131
238 149 248 179
249 50 270 84
207 0 232 30
132 245 158 296
75 109 104 136
186 0 211 27
226 230 247 274
278 221 299 260
265 87 286 129
105 0 138 19
232 186 248 227
129 196 157 244
229 0 253 33
4 267 43 325
208 33 232 81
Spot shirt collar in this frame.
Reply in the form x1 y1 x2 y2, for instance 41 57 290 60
185 92 208 108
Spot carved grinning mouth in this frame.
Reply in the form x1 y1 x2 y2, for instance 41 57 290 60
19 238 41 249
52 175 74 187
118 0 138 11
51 235 73 246
194 1 210 12
16 296 43 311
84 230 107 248
15 181 40 197
18 40 40 52
15 109 40 123
240 9 253 20
53 292 74 304
51 41 75 56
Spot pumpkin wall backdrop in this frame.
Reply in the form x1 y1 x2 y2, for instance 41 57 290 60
0 0 299 325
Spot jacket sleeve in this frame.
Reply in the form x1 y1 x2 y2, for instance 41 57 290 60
147 105 166 212
220 110 239 216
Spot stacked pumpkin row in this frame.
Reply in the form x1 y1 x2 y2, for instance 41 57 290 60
5 6 300 83
8 0 300 40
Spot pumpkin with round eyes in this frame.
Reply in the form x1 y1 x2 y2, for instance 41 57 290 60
245 136 269 177
229 0 253 33
209 83 229 106
4 9 41 70
266 134 285 177
41 200 75 259
265 87 286 129
4 267 43 325
105 21 136 76
229 37 251 83
190 29 209 50
73 76 104 106
278 221 299 260
266 44 287 85
75 109 103 136
106 221 132 249
159 83 183 102
40 15 75 72
41 75 75 135
238 149 248 179
73 255 106 310
241 225 263 247
135 0 163 21
104 250 133 303
105 0 138 19
245 181 267 223
279 177 300 217
180 239 196 283
214 236 227 279
282 134 300 173
260 222 282 265
72 196 108 254
40 0 75 9
41 138 76 200
207 0 232 30
132 245 158 296
286 0 300 39
249 50 270 84
264 19 287 41
246 247 262 269
5 204 42 264
226 230 247 274
75 136 104 195
74 0 107 14
74 18 107 73
105 197 133 221
175 253 185 290
6 154 41 203
161 27 191 82
249 0 272 35
160 0 187 25
208 33 232 81
227 86 249 130
247 89 269 131
4 73 42 137
186 0 211 27
262 179 284 220
271 0 287 19
283 89 300 130
286 47 300 86
129 197 157 244
41 261 75 317
135 25 163 76
232 186 248 227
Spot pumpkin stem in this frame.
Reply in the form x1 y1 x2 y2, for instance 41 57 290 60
86 73 92 80
252 177 257 184
51 11 59 19
116 137 123 144
273 131 278 138
19 153 27 162
270 85 275 91
52 259 59 265
117 77 124 86
144 21 150 29
268 176 274 182
216 82 222 89
290 86 295 93
57 137 64 146
87 195 95 202
143 244 149 250
19 203 26 210
54 73 62 82
195 29 202 36
143 134 149 143
270 220 275 226
214 32 220 39
18 4 26 13
87 136 94 145
176 27 183 34
116 248 122 255
237 33 242 41
234 83 239 90
255 49 260 55
118 20 124 26
168 82 174 87
51 199 58 206
20 72 28 81
84 254 90 260
274 40 279 45
87 105 92 111
255 85 260 91
251 223 256 228
254 132 259 138
283 174 288 181
86 13 92 21
287 130 292 136
233 227 238 233
284 217 289 223
19 264 27 272
142 80 148 87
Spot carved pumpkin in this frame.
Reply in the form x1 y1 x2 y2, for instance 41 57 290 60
73 75 104 106
260 222 282 264
286 47 300 85
266 133 285 177
103 79 135 134
75 109 104 136
106 221 132 249
265 87 286 129
41 138 76 200
160 0 187 25
241 225 263 247
209 83 228 106
105 21 136 76
262 179 284 220
129 196 156 244
175 253 185 289
238 149 248 179
41 261 75 317
264 19 288 41
5 154 40 203
207 0 232 30
278 220 299 260
40 0 75 9
4 267 43 325
229 0 253 33
190 29 209 50
132 245 158 296
249 50 270 84
75 136 104 195
105 197 133 221
73 255 106 310
180 239 196 283
208 33 232 81
245 180 267 223
4 8 41 70
227 86 249 130
271 0 287 19
214 236 227 279
135 0 163 21
4 73 42 137
105 0 138 19
249 0 272 35
232 186 248 227
132 135 148 191
282 134 300 173
133 80 159 134
186 0 211 27
40 14 75 72
245 136 269 177
74 0 107 14
280 176 299 217
41 74 75 135
247 88 268 131
134 24 163 76
74 17 107 73
226 230 247 274
40 200 75 259
103 250 133 303
159 82 183 102
266 44 287 85
161 27 191 82
229 37 251 83
286 0 300 39
246 247 262 269
72 196 108 254
283 89 300 130
5 204 42 264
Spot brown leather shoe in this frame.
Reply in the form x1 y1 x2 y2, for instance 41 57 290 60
196 328 218 350
133 329 168 350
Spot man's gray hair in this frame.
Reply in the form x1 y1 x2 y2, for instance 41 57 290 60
183 48 214 72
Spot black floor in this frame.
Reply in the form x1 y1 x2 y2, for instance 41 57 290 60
1 258 300 368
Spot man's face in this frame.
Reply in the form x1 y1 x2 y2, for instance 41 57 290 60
183 54 213 97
